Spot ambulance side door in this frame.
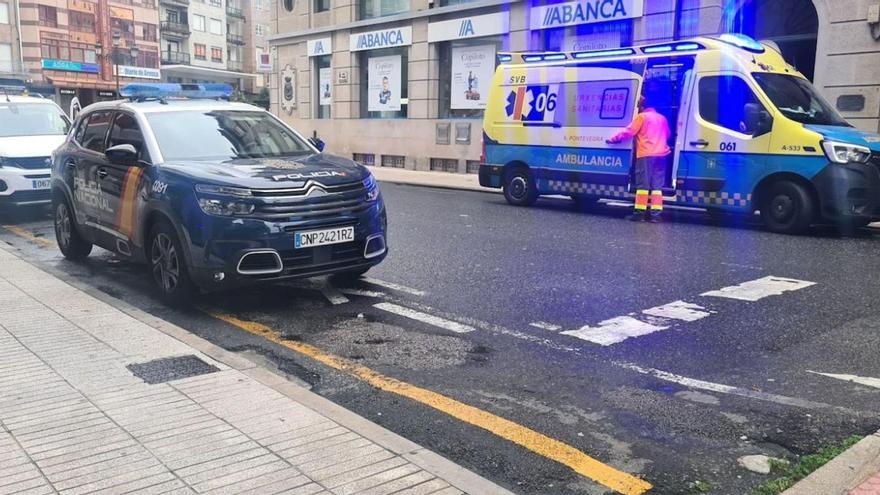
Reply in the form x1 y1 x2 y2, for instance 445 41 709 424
680 72 772 208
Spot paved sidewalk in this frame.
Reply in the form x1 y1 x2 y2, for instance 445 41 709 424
783 432 880 495
0 243 512 495
367 167 497 194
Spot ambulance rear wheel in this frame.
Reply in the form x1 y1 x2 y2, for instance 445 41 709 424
760 181 815 235
503 167 538 207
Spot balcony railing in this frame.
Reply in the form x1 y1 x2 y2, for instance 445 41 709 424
160 21 190 36
161 51 191 65
226 5 244 18
227 60 243 72
159 0 189 5
226 33 245 45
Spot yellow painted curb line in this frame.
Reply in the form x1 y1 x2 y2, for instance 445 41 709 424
209 311 652 495
2 225 55 248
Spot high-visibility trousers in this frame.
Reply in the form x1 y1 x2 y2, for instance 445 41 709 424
633 155 668 215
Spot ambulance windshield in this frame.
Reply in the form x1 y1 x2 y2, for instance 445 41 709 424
753 73 849 127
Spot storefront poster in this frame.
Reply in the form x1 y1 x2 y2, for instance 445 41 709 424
367 55 400 112
450 45 494 110
319 67 332 105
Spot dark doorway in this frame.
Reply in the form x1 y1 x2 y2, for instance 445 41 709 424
729 0 819 81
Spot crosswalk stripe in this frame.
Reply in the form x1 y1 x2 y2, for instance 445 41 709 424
362 278 426 296
701 276 815 302
373 302 475 333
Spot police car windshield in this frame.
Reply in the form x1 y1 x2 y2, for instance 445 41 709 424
146 110 313 162
753 73 849 127
0 103 70 137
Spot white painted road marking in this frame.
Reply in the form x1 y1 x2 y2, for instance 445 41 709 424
642 301 712 322
362 277 426 296
701 276 815 302
374 302 475 333
320 285 350 305
617 362 855 412
530 321 562 332
561 316 669 346
339 288 387 298
807 371 880 389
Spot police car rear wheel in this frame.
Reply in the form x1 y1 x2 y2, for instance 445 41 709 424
761 181 814 234
149 222 194 306
54 199 92 260
503 168 538 206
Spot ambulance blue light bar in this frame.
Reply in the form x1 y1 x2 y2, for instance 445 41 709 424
119 83 234 100
498 54 513 63
718 34 765 53
642 42 704 54
572 48 636 59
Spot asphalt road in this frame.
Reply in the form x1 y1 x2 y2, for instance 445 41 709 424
3 182 880 495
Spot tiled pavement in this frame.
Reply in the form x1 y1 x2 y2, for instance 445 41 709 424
0 244 506 495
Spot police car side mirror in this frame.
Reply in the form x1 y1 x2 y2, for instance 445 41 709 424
309 137 325 152
105 144 139 166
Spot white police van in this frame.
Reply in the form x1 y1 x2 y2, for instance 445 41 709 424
0 94 71 209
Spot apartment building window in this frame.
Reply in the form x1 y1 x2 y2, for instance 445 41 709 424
209 0 221 6
0 44 12 72
209 18 222 35
137 47 159 68
0 2 8 24
283 0 293 12
359 0 407 20
438 38 500 118
41 36 96 63
69 12 96 33
211 46 222 62
194 43 206 60
314 55 331 118
142 23 157 42
111 18 135 42
193 14 206 31
38 5 57 27
314 0 329 13
359 47 407 118
255 24 270 36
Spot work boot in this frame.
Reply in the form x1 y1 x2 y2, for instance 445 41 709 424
648 214 663 224
627 212 646 222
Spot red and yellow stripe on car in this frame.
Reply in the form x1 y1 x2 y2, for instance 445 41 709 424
116 167 145 238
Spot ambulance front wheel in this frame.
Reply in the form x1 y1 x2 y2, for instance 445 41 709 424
760 181 815 235
503 167 538 207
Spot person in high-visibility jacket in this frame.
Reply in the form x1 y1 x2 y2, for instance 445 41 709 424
607 95 671 223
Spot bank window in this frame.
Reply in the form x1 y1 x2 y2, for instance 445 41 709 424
81 112 113 153
699 76 765 135
0 2 8 24
438 38 500 119
541 19 632 52
359 47 408 119
314 0 329 12
359 0 407 20
193 14 205 32
38 5 57 27
194 43 206 60
314 55 331 119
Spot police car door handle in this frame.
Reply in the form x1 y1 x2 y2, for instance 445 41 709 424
690 139 709 148
97 168 109 179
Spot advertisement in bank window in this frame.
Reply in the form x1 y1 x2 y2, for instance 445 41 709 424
368 55 401 112
319 67 332 105
450 45 495 110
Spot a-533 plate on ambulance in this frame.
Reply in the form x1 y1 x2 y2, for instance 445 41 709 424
295 226 355 249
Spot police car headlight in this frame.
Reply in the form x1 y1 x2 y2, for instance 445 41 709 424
822 141 871 164
363 174 380 202
197 198 255 216
195 184 252 197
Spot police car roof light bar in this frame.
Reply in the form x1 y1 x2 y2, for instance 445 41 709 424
120 83 234 101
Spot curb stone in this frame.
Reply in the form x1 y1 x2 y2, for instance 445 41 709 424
0 241 516 495
783 431 880 495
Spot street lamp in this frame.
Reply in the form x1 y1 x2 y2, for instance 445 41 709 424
106 32 139 97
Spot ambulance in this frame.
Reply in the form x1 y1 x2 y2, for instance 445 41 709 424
479 34 880 234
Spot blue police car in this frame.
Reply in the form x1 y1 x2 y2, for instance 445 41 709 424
52 83 387 305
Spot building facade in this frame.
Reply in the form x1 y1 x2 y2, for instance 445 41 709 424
159 0 264 95
1 0 28 87
268 0 880 173
16 0 161 112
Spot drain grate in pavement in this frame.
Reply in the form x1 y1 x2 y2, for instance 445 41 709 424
127 355 220 384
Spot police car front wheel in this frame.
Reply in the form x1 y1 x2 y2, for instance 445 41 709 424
503 168 538 207
54 198 92 261
149 221 195 306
